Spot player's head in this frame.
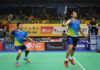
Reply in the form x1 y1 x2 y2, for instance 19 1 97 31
17 23 22 30
71 10 77 18
63 30 66 33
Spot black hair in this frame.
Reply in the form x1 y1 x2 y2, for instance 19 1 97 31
17 23 21 27
70 10 77 15
63 30 66 32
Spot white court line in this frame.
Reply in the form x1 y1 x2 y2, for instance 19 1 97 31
0 53 7 56
73 57 86 70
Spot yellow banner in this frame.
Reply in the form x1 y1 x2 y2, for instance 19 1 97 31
99 27 100 36
9 24 88 37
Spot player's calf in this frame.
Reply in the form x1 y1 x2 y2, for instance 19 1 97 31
15 50 22 67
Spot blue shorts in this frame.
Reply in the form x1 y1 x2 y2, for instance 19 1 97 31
67 36 79 47
15 45 27 51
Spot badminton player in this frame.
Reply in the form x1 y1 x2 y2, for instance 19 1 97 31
63 10 86 68
11 23 34 67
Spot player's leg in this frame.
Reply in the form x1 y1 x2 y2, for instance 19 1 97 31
25 50 29 58
65 44 73 67
66 36 74 59
70 42 77 60
69 37 78 65
24 50 30 62
69 47 76 65
22 45 30 62
16 50 22 67
16 50 22 61
64 36 74 68
66 44 73 59
70 47 76 57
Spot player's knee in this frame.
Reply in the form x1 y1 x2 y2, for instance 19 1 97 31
18 50 22 55
68 47 73 51
68 46 73 50
18 52 22 55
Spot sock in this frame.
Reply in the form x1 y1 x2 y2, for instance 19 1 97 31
24 57 28 59
65 58 68 61
70 56 73 60
16 60 18 64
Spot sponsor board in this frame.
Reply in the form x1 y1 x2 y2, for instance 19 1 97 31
0 42 2 51
2 42 45 51
3 42 15 51
24 42 45 51
45 42 66 51
41 27 53 34
76 42 88 51
9 24 88 37
53 27 68 34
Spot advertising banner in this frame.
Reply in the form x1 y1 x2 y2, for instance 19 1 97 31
49 39 62 42
0 42 2 51
76 42 88 51
45 42 66 51
99 27 100 36
53 27 68 34
3 42 15 51
2 42 45 51
24 42 45 51
41 27 53 34
9 24 88 37
9 24 17 32
66 38 89 51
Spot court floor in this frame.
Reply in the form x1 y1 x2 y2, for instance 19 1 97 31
0 52 100 70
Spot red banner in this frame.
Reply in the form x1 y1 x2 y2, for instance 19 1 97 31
24 42 45 51
41 27 53 34
0 42 2 51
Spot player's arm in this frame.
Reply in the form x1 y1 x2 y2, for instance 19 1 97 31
26 37 34 42
78 25 86 38
63 19 71 26
8 30 15 37
24 32 34 42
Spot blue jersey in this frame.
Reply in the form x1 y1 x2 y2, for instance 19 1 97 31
11 30 28 46
67 18 80 37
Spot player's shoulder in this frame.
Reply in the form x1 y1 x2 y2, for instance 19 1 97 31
22 30 27 33
68 18 72 21
77 20 80 23
77 19 79 22
68 18 73 22
12 30 18 32
67 19 71 22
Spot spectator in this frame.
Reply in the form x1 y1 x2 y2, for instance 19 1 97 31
90 17 98 35
62 30 67 45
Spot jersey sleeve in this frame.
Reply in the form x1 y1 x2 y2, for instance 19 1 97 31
11 30 15 35
24 32 28 38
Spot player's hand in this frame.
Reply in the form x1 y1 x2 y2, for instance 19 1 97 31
62 24 65 27
31 40 35 42
24 38 27 40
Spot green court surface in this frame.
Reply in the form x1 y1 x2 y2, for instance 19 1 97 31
0 52 100 70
